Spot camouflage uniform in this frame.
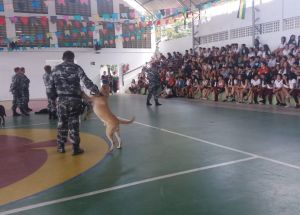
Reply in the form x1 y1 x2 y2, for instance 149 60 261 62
10 73 24 114
49 61 99 152
21 74 30 110
146 66 161 105
43 72 57 118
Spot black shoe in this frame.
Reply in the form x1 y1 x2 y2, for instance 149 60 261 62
57 146 65 153
72 148 84 156
146 102 152 106
13 112 21 117
21 112 29 116
27 108 33 112
155 102 162 106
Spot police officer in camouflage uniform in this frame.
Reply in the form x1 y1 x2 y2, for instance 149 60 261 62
10 67 28 116
20 67 32 112
146 61 162 106
49 51 100 155
43 65 57 119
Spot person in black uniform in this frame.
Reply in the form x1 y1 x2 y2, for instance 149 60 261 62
146 61 162 106
49 51 100 155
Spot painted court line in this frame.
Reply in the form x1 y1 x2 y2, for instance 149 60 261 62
4 123 51 129
130 120 300 171
0 157 257 215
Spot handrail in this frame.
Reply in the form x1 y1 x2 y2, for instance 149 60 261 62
123 65 145 76
121 64 145 87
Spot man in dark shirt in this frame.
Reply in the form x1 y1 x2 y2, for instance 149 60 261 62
49 51 100 155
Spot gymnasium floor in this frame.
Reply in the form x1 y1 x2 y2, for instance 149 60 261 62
0 94 300 215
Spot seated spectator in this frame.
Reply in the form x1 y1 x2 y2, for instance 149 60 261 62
282 73 299 108
258 62 269 75
282 44 291 56
273 74 286 106
249 74 261 104
213 75 225 102
129 79 138 94
274 36 286 55
224 74 235 102
160 86 173 98
260 74 274 105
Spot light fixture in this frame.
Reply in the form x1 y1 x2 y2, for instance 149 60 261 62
123 0 147 15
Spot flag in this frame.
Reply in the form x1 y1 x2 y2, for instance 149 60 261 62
237 0 246 19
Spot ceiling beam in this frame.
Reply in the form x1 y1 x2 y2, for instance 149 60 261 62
134 0 154 16
142 0 155 5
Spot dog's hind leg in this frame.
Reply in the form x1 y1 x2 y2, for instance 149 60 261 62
114 131 122 149
106 127 115 152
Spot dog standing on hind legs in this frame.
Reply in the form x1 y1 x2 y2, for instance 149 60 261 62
82 85 135 152
0 105 6 127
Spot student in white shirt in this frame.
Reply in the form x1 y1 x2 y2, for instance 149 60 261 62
273 74 286 106
282 73 299 108
249 75 261 104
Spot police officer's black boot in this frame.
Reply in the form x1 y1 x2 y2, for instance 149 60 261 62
146 100 152 106
20 108 29 116
52 111 58 120
57 144 65 153
155 99 162 106
48 112 52 119
72 145 84 156
12 108 21 117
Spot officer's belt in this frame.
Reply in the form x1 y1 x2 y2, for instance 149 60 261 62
58 94 81 98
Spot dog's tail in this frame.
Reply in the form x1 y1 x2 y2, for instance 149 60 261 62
118 117 135 125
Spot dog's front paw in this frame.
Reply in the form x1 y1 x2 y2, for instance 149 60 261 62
108 145 114 153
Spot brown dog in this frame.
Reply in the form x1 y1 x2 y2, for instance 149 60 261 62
82 85 135 151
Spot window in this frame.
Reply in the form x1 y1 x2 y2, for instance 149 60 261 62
99 22 116 48
97 0 113 17
122 23 151 48
0 0 4 12
56 19 94 47
55 0 91 16
13 0 48 14
119 4 135 20
0 16 6 47
199 31 228 45
15 16 50 47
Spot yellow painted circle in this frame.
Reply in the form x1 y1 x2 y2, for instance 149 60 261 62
0 129 108 206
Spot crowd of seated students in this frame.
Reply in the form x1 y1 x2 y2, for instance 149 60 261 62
129 35 300 108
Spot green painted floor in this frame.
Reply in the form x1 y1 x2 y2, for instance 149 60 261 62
1 94 300 215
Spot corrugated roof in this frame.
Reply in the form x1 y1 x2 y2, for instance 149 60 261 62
135 0 216 12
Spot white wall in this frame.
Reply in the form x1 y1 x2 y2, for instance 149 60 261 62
0 48 154 100
0 0 156 100
158 0 300 53
158 35 193 54
195 0 300 49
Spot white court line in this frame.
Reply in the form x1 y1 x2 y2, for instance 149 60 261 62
0 157 257 215
4 123 51 129
113 118 300 171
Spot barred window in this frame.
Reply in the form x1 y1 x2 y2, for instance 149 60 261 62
0 0 4 12
13 0 48 14
56 19 94 47
119 4 135 20
99 22 116 48
0 16 6 47
97 0 113 17
15 16 50 47
55 0 91 16
122 24 151 49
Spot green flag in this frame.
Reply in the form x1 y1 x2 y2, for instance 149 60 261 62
237 0 246 19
